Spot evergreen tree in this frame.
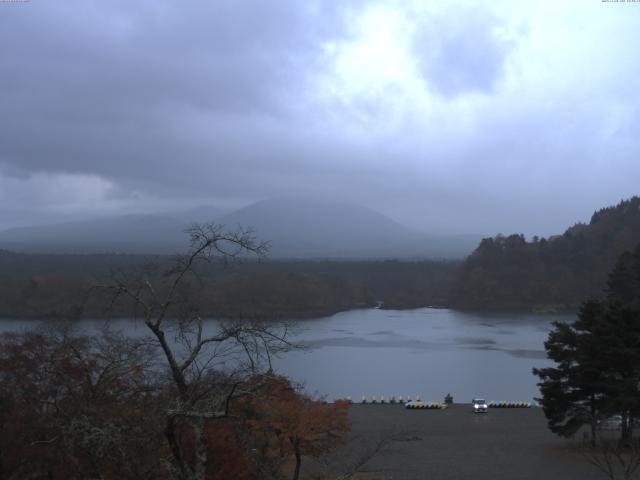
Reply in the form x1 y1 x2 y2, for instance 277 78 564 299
534 244 640 444
455 197 640 310
533 300 608 444
607 246 640 307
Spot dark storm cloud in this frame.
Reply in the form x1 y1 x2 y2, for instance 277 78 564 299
0 1 347 183
0 1 639 236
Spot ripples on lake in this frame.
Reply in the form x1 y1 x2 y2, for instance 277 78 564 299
1 308 574 403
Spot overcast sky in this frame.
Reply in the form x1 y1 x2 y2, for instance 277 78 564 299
1 0 639 236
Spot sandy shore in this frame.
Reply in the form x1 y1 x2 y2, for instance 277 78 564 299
310 404 605 480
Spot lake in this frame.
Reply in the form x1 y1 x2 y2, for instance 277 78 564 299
0 308 573 403
273 308 573 403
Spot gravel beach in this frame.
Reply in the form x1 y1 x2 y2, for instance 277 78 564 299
314 404 606 480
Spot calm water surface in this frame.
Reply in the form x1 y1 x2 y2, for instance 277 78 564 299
273 308 573 402
0 308 574 403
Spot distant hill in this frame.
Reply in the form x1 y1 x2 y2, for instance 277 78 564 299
0 198 480 258
215 197 479 258
451 196 640 311
180 205 228 224
0 214 192 254
0 205 229 254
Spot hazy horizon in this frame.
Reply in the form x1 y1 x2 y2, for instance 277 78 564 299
1 1 639 237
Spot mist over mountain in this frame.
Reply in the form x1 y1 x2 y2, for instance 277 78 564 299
179 205 229 224
0 197 480 258
0 214 190 254
217 197 481 258
0 203 234 254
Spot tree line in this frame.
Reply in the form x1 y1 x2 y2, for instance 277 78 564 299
452 196 640 311
2 196 640 320
0 225 351 480
0 251 458 321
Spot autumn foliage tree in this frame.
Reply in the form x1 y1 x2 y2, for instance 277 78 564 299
0 327 164 479
239 375 350 480
0 331 351 480
0 225 352 479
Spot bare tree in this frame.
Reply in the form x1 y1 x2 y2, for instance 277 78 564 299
105 224 294 480
582 436 640 480
312 427 418 480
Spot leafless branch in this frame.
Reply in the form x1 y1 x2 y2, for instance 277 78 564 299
582 436 640 480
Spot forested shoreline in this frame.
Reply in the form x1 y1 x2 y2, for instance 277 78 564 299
451 197 640 312
2 196 640 320
0 252 459 320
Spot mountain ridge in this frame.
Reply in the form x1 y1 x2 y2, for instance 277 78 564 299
0 197 480 258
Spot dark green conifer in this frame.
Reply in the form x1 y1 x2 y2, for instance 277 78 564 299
534 244 640 444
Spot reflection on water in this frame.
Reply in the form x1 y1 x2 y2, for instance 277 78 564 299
272 308 574 402
0 308 574 403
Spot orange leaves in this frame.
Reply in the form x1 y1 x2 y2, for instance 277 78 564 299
0 331 348 480
0 331 165 479
204 421 253 480
243 375 351 460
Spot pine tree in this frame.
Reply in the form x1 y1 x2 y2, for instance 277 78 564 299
533 300 608 445
534 244 640 444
